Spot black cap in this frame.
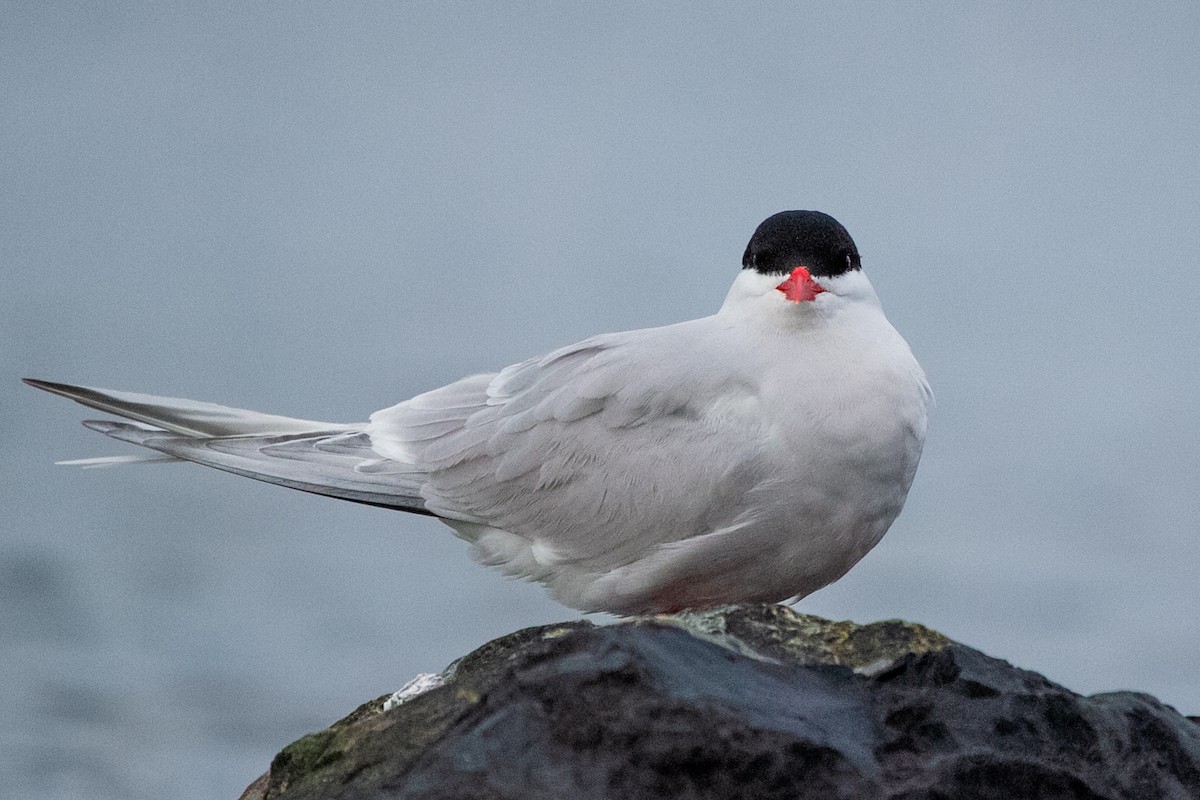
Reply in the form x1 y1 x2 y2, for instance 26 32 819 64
742 211 861 277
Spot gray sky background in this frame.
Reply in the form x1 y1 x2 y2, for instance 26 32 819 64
3 3 1198 798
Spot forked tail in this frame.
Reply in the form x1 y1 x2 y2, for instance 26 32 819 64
24 379 431 514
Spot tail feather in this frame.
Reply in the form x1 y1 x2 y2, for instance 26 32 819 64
83 420 432 513
23 379 348 437
56 454 183 469
26 379 433 515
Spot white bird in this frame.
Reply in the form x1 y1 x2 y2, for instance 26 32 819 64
26 211 930 615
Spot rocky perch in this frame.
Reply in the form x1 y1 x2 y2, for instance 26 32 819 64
240 605 1200 800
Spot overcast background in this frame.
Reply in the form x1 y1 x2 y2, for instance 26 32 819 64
3 3 1198 798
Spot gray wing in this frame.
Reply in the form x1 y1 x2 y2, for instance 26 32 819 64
367 324 771 572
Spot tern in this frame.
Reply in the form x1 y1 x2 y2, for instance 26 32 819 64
27 211 931 615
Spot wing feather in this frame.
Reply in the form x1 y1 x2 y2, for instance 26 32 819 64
368 322 769 573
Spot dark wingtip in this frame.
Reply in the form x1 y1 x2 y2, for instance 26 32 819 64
23 379 78 398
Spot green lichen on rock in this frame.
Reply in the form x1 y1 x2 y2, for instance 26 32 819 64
659 603 951 670
271 729 343 781
770 608 952 669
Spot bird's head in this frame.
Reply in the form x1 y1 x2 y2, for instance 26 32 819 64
722 210 879 318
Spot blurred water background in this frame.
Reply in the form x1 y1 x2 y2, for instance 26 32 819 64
3 3 1198 798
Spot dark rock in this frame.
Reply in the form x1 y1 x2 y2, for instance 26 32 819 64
240 605 1200 800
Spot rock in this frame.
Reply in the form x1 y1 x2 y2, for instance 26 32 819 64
240 605 1200 800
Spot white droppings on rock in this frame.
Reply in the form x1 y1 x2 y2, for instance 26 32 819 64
383 672 445 711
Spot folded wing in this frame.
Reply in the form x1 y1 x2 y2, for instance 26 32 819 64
369 325 770 572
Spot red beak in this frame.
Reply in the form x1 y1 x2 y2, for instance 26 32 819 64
776 267 826 303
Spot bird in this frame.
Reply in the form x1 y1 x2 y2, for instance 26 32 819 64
26 210 931 616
